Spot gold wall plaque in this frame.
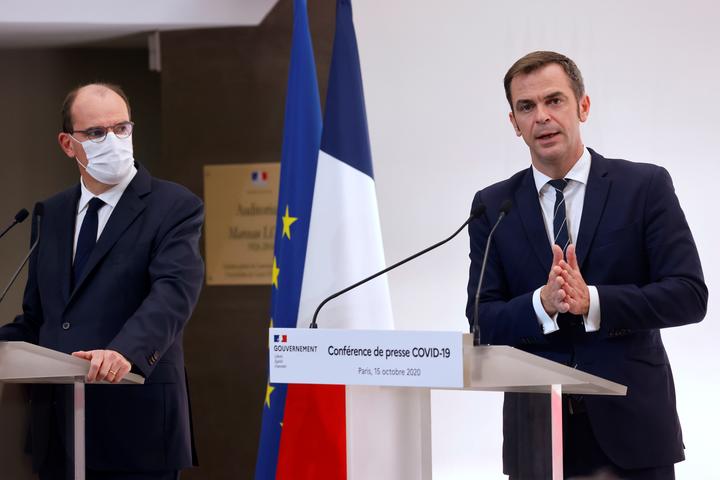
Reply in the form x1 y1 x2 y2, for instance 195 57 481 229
204 163 280 285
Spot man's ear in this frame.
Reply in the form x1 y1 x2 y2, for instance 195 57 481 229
578 95 591 123
509 111 522 137
58 132 76 158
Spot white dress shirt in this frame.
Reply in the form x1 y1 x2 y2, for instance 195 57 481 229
73 166 138 260
530 148 601 334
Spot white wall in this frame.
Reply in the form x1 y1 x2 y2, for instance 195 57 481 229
353 1 720 478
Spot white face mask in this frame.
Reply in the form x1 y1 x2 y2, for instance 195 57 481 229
73 133 134 185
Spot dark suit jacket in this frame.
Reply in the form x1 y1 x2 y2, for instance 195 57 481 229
0 163 204 472
466 149 707 474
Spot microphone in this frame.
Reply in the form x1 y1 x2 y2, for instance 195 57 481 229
0 208 29 241
472 199 513 346
0 204 43 304
309 203 487 329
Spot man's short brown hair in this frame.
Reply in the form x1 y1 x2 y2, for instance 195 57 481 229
503 51 585 110
61 83 131 133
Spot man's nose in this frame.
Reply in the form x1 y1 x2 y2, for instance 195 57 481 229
534 105 550 123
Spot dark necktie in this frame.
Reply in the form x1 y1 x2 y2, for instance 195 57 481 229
74 197 105 285
548 178 570 254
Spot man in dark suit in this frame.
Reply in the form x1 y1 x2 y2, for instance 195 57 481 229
466 51 707 479
0 83 204 479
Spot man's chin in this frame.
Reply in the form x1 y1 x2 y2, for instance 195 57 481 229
532 145 565 165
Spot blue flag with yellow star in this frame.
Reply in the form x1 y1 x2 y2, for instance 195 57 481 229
254 0 321 477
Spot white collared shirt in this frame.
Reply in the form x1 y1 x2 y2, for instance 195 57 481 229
530 148 601 334
73 166 138 260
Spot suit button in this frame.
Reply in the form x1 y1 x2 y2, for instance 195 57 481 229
62 322 70 330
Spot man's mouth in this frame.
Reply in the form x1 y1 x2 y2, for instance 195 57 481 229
536 132 559 140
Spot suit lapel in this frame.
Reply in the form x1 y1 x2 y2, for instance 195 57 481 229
66 164 151 306
515 168 552 272
575 150 611 269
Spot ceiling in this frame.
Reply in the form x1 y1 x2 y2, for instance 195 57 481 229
0 0 279 48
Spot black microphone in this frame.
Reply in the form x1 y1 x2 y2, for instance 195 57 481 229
309 203 487 329
0 204 43 304
472 199 512 346
0 208 29 241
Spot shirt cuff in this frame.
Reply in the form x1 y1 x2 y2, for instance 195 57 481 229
533 287 559 334
583 286 601 332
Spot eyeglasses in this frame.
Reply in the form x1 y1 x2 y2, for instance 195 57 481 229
71 121 134 143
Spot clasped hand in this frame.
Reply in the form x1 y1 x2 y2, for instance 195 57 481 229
540 244 590 317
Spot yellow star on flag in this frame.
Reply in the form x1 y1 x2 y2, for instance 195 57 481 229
281 205 298 239
272 257 279 289
265 383 275 408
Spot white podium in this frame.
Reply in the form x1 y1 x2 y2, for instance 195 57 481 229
0 341 144 480
270 330 626 480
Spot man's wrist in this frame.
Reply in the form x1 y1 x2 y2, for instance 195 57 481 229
539 286 557 316
580 286 590 315
533 287 560 334
583 286 601 332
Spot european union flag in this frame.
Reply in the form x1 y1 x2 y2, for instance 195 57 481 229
254 0 322 478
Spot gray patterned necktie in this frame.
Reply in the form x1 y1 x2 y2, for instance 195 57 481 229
547 179 570 253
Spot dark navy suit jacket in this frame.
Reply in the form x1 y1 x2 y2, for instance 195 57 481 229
0 163 204 472
466 149 707 474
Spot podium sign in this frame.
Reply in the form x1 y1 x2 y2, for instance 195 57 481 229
269 328 463 388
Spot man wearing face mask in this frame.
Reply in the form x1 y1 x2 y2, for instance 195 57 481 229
0 83 204 479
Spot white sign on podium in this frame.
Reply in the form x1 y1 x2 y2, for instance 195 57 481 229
269 328 463 388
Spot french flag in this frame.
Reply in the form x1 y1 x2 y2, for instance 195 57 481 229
251 170 268 185
255 0 393 478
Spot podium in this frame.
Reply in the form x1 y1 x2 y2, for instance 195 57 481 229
0 342 144 480
269 329 626 480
